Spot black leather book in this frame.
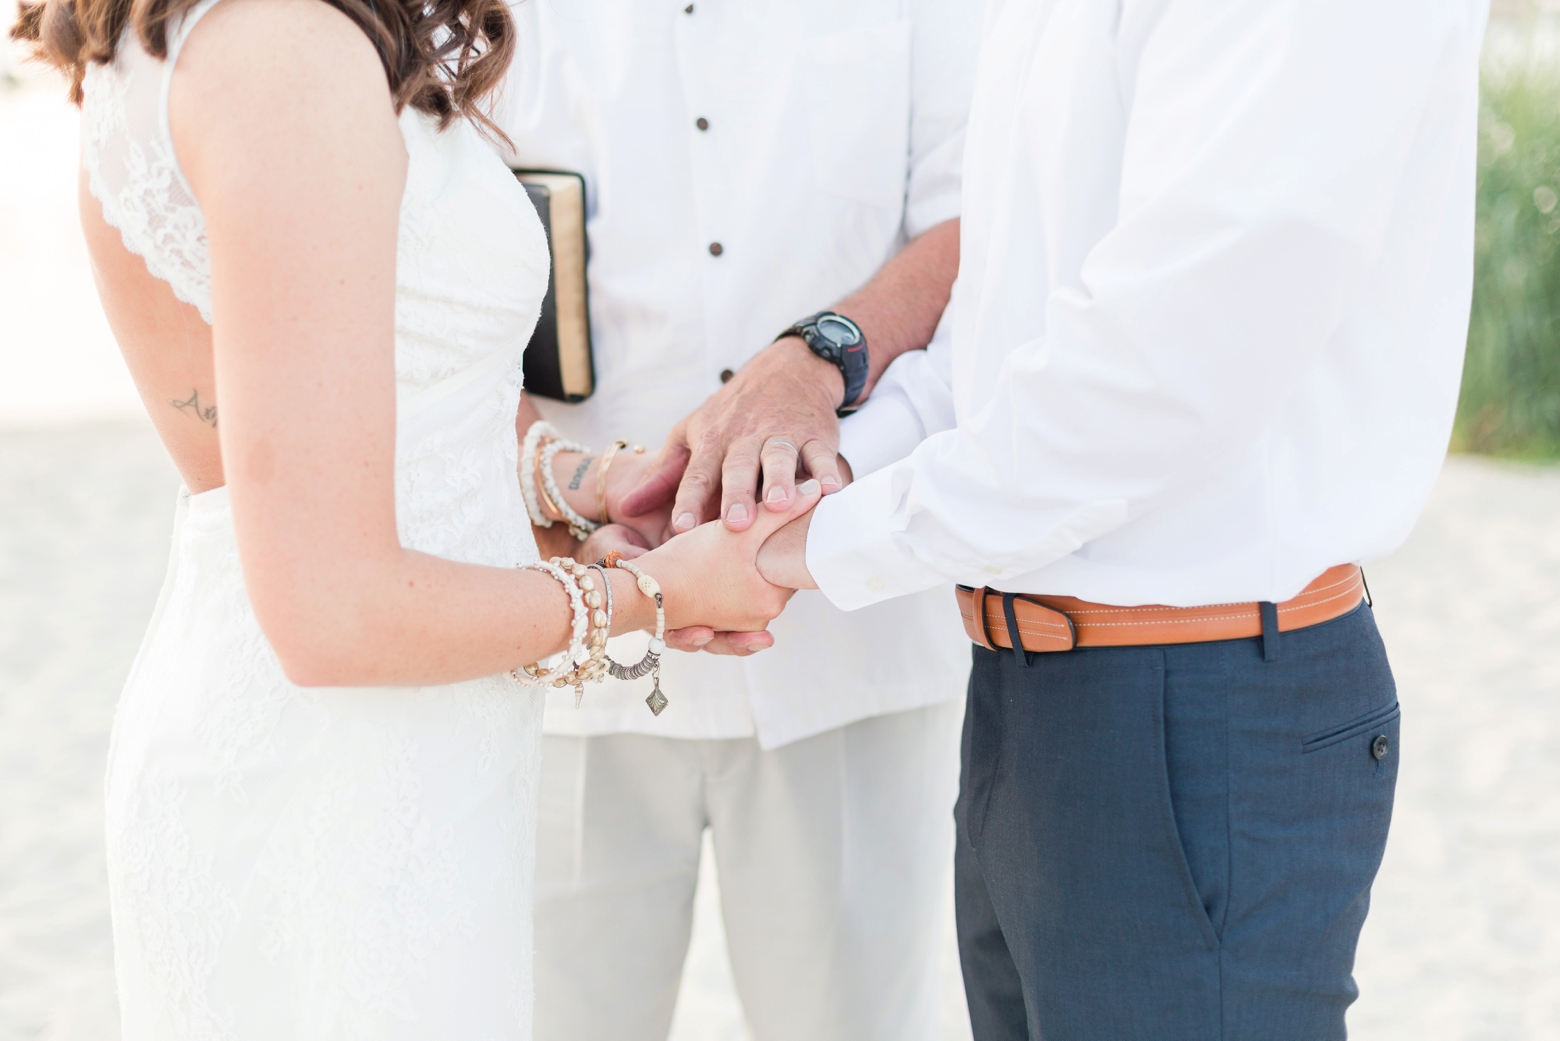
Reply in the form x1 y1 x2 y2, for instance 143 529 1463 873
513 170 594 402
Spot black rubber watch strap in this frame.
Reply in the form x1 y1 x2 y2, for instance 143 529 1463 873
780 311 869 415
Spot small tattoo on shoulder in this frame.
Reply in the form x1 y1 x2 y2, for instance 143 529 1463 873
171 389 218 428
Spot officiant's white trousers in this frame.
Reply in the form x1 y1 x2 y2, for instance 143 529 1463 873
532 699 963 1041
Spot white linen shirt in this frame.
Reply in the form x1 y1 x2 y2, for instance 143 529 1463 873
496 0 980 749
817 0 1489 611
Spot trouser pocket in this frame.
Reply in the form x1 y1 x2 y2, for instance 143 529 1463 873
1302 700 1401 755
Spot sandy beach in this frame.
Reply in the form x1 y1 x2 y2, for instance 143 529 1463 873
3 44 1558 1041
3 424 1557 1041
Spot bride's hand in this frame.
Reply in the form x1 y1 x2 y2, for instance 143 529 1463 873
603 449 674 547
579 523 650 563
632 479 823 635
663 627 773 656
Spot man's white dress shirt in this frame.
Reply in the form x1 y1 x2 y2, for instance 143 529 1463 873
819 0 1489 611
497 0 980 748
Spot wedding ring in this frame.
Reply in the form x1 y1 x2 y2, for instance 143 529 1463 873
766 439 799 454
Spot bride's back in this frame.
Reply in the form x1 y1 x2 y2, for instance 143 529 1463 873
78 7 222 490
69 0 549 503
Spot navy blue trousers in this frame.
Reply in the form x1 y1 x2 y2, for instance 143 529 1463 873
955 603 1399 1041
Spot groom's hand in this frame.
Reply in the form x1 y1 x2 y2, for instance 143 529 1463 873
618 337 845 536
755 509 818 591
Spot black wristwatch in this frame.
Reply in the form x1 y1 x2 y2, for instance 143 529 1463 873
779 311 869 415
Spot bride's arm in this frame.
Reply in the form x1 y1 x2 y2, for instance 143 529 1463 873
171 0 798 687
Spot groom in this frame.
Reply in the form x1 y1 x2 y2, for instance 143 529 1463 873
708 0 1489 1037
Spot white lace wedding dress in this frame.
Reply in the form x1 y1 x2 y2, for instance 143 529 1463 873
82 2 550 1036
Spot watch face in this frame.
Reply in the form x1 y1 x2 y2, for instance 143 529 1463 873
815 315 863 348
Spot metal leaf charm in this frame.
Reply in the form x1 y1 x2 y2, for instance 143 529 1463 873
645 680 668 717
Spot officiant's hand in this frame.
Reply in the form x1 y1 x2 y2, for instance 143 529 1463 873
618 337 846 538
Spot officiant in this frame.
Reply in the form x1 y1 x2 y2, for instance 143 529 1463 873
496 4 980 1038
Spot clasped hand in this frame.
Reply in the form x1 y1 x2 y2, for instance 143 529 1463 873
571 340 833 654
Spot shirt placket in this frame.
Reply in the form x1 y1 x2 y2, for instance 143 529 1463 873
673 0 736 392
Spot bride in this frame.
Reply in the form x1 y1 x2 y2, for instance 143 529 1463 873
12 0 817 1035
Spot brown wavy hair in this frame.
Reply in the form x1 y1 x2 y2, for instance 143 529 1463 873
9 0 514 141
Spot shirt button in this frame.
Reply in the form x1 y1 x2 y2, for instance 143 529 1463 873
1371 735 1390 760
684 3 693 12
720 368 735 383
866 577 885 592
708 242 724 257
695 117 710 131
984 565 1002 575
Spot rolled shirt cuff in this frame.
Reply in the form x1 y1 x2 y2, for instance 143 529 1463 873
806 464 950 612
905 190 962 241
837 392 926 481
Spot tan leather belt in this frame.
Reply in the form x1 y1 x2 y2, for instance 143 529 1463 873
957 565 1365 653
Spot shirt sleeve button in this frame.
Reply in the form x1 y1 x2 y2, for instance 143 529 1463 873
696 117 710 131
866 577 885 592
720 369 735 383
708 242 724 257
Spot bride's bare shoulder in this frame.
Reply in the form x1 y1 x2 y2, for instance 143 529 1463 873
169 0 400 177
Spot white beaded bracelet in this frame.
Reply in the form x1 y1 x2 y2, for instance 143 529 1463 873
520 420 559 529
510 559 590 694
539 437 601 541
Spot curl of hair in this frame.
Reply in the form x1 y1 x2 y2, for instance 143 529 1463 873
9 0 514 144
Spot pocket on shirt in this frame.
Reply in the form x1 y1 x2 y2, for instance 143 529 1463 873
799 21 911 210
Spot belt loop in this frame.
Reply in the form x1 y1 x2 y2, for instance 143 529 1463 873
1001 593 1034 668
976 588 1000 651
1259 601 1280 662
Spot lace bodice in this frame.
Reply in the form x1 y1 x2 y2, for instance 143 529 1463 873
80 5 211 319
80 0 550 462
92 4 553 1036
81 0 550 558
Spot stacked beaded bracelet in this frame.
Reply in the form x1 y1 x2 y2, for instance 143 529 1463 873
588 562 614 627
511 557 612 705
522 422 649 542
538 438 601 540
604 551 669 716
520 421 558 530
522 420 601 540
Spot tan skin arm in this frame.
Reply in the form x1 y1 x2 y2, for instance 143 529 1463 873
79 173 224 494
88 0 806 687
619 217 959 534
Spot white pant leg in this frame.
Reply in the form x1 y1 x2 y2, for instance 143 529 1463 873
533 733 707 1041
708 699 964 1041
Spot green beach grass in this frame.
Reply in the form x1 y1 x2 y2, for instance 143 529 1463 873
1458 53 1560 459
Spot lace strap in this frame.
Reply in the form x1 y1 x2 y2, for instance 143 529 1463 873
157 0 229 200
